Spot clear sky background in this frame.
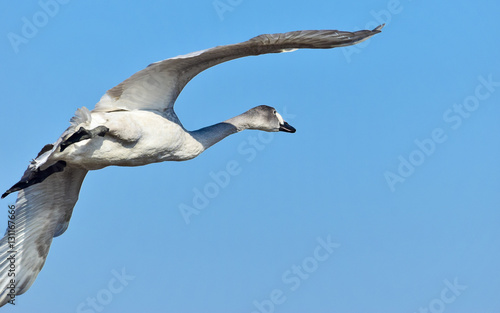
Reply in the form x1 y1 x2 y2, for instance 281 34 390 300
0 1 499 312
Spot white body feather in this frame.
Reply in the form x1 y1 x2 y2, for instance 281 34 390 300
54 109 205 170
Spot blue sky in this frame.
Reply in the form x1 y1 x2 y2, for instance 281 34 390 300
1 0 499 312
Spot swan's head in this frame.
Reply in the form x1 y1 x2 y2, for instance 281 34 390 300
244 105 296 133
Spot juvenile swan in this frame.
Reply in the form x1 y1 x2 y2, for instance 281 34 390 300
0 25 383 306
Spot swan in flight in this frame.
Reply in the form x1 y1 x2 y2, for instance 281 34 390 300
0 25 383 306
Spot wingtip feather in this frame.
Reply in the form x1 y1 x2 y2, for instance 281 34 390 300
373 24 385 32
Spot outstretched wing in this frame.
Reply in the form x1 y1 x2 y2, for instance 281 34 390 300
0 166 87 306
94 25 384 113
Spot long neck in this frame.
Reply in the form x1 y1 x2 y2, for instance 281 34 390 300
189 114 249 150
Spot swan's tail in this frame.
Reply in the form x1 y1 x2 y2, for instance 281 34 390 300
1 107 92 199
32 106 92 170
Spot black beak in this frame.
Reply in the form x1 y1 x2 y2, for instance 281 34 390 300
279 122 296 133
